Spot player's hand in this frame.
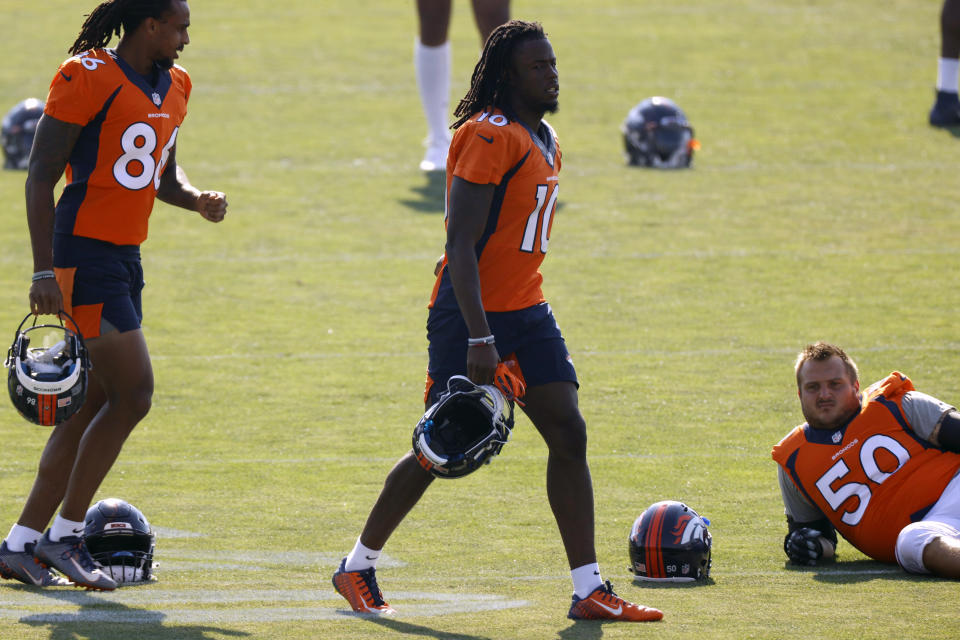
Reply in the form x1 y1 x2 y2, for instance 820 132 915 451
466 342 499 386
29 278 63 317
784 527 825 565
196 190 228 222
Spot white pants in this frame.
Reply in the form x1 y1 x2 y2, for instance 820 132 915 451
895 471 960 573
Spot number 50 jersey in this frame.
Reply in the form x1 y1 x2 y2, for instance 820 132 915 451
44 48 191 247
772 373 960 563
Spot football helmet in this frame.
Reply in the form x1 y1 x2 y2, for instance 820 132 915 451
1 98 43 170
622 97 697 168
5 312 89 426
629 500 712 582
412 375 514 479
84 498 156 584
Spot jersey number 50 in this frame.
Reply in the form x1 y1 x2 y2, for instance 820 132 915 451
814 434 911 526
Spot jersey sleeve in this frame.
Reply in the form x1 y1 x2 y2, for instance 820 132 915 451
450 120 517 186
43 56 103 126
901 391 955 441
778 466 824 522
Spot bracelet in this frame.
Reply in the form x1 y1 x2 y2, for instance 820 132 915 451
467 335 496 347
31 270 56 282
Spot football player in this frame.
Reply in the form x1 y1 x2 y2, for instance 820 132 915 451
414 0 510 171
0 0 226 591
333 20 662 622
773 342 960 577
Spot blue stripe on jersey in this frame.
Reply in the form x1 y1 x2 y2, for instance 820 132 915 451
875 395 933 449
55 85 122 236
432 151 531 310
475 150 530 260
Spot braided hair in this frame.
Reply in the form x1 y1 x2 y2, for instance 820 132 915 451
452 20 546 130
69 0 174 55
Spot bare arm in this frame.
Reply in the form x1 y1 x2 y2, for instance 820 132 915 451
445 176 498 384
25 114 81 315
156 144 227 222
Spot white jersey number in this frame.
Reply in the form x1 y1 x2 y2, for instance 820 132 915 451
520 183 559 253
814 434 911 526
113 123 179 191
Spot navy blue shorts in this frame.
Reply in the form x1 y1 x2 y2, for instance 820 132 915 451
53 235 144 339
425 302 578 404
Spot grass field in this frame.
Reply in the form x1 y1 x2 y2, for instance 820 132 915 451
1 0 960 638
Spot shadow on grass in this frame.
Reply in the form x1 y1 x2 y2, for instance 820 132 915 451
13 585 249 640
781 559 938 584
399 171 446 214
365 614 494 639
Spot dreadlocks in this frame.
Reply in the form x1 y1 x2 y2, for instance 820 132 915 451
69 0 174 55
451 20 546 130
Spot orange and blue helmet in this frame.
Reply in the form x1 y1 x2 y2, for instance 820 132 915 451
629 500 712 582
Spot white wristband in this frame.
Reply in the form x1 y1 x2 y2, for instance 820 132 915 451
467 334 495 347
32 270 56 282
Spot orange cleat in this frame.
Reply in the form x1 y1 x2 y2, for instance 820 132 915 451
332 558 395 614
567 581 663 622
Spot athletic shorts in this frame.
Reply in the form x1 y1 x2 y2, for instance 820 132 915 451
53 235 144 340
895 470 960 573
424 302 578 405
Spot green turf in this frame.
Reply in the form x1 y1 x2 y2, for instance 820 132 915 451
1 0 960 638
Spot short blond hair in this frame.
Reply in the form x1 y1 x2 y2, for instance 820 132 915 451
795 342 859 387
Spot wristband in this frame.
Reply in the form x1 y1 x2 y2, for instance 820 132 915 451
467 335 496 347
31 270 56 282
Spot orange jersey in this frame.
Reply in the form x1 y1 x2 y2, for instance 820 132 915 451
45 49 191 246
772 373 960 563
429 109 561 311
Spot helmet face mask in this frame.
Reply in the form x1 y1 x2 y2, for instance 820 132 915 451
1 98 44 170
629 500 712 582
412 376 514 479
5 313 89 426
84 498 156 584
622 97 696 169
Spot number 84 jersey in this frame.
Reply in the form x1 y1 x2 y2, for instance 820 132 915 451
44 48 191 246
772 373 960 563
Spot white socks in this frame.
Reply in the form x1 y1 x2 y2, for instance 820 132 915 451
49 515 85 542
344 537 381 572
4 524 42 552
937 57 960 93
571 562 604 599
415 40 453 148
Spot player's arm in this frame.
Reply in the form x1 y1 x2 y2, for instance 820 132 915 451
445 175 498 385
778 467 837 565
25 114 81 316
156 144 227 222
929 410 960 452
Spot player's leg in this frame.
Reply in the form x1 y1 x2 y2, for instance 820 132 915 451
931 0 960 126
521 381 595 569
57 328 153 523
522 382 662 622
896 471 960 578
14 377 106 533
0 380 104 587
415 0 454 170
470 0 510 44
